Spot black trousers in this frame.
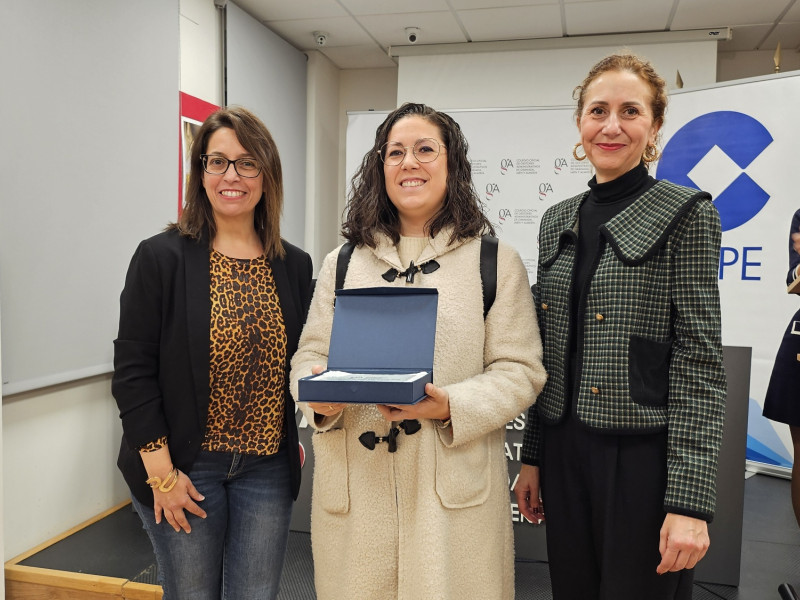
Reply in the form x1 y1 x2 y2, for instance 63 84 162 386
541 415 694 600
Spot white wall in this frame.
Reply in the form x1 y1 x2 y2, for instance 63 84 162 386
180 0 223 104
3 377 127 559
305 51 342 271
397 41 717 110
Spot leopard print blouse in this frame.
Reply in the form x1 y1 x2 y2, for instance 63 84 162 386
139 250 287 456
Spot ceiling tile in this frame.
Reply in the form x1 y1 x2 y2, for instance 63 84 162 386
340 0 451 16
233 0 346 21
564 0 673 36
450 0 558 8
760 21 800 52
459 5 564 41
223 0 800 69
717 24 773 52
671 0 788 29
357 12 468 47
786 1 800 22
265 16 374 49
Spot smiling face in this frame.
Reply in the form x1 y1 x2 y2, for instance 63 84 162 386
202 127 263 227
383 116 448 237
578 69 660 183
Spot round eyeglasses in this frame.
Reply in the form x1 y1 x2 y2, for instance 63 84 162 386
201 154 262 178
378 138 445 166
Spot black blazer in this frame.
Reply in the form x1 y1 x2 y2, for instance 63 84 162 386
112 229 313 506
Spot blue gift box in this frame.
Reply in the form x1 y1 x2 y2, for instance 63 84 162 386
298 287 438 404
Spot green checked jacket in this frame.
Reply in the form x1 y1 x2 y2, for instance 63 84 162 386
521 180 727 521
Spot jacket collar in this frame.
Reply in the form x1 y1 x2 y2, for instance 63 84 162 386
371 226 467 270
601 182 711 265
540 181 710 266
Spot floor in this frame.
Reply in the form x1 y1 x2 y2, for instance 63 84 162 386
16 473 800 599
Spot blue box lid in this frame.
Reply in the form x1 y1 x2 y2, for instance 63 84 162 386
328 287 438 372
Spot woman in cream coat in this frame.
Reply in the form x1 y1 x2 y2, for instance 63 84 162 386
290 103 546 600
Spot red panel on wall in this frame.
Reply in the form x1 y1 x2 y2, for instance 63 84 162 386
179 92 220 215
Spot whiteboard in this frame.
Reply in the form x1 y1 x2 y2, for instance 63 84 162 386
0 1 180 395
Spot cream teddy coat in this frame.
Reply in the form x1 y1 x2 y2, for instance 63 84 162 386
290 230 546 600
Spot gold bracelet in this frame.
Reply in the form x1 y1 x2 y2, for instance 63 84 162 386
436 417 452 429
158 468 180 493
145 467 178 491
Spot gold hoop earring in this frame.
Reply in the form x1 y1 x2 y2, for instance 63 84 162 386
573 142 586 161
642 143 660 164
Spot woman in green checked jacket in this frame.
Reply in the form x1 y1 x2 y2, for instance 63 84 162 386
514 53 726 600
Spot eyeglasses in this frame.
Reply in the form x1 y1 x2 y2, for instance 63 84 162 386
201 154 262 178
378 138 445 166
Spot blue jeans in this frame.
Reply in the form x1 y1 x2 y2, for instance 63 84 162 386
131 447 293 600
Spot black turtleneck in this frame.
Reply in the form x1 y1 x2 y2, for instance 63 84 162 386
566 163 657 404
573 163 656 299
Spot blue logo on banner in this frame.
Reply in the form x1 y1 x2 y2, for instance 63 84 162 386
657 111 773 231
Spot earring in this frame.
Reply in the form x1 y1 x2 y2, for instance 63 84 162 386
642 143 660 164
572 142 586 161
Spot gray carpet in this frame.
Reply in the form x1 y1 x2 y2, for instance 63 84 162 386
18 473 800 599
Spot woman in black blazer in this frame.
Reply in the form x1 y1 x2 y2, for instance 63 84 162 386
113 106 312 600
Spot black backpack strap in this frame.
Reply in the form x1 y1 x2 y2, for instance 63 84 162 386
480 235 498 319
335 242 356 290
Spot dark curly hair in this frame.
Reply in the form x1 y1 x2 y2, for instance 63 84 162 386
170 106 285 259
342 103 493 248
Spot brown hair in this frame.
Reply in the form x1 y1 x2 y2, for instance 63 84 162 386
341 102 494 248
573 53 667 160
171 106 285 259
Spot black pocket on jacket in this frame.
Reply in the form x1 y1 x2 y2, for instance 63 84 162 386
629 335 672 406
